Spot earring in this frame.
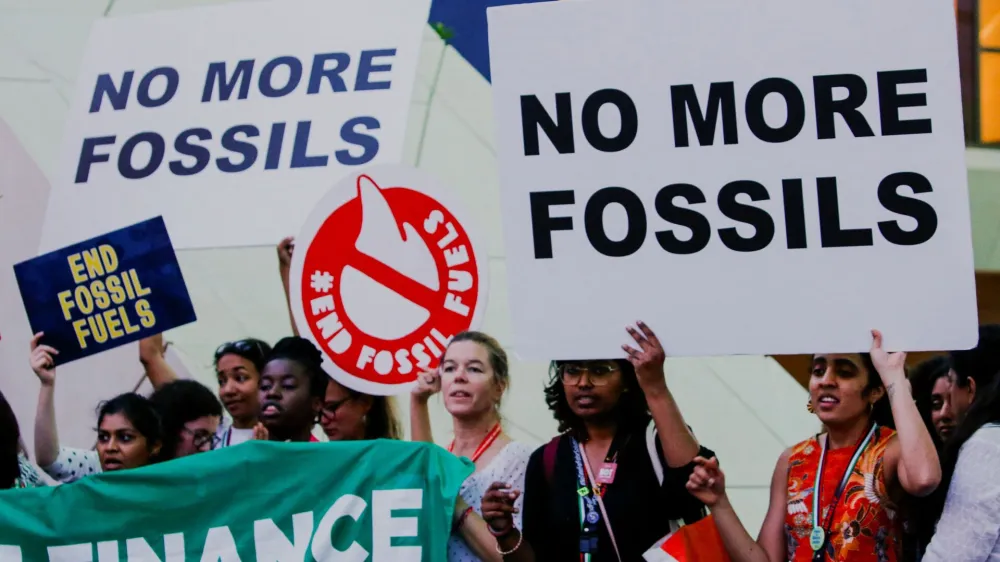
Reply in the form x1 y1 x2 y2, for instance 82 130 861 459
806 400 815 413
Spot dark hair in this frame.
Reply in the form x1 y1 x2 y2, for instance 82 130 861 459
544 359 650 437
96 393 164 462
811 353 894 429
909 355 952 447
267 337 329 399
149 380 223 459
949 324 1000 394
921 364 1000 541
214 338 273 373
0 390 21 489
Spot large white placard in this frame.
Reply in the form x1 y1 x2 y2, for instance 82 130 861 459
40 0 430 251
488 0 978 359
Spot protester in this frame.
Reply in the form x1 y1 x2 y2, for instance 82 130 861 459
943 324 1000 432
683 330 940 562
30 332 224 481
93 393 164 473
258 337 326 443
276 236 402 442
921 372 1000 561
481 321 711 560
0 389 47 489
411 330 534 561
321 376 402 441
910 356 955 444
148 380 224 458
141 333 272 448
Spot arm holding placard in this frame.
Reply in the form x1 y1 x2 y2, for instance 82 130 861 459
409 368 440 443
869 329 941 497
29 333 59 468
623 321 700 467
686 452 789 562
139 333 178 390
277 237 299 336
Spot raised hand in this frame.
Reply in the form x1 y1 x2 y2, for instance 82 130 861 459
623 320 667 391
869 329 907 385
685 456 727 507
29 332 58 387
252 422 270 441
481 481 520 536
411 368 441 403
277 236 295 269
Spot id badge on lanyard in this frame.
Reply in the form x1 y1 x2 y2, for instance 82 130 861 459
572 438 600 559
809 424 878 560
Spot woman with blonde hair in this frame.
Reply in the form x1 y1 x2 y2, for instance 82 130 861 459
411 331 533 561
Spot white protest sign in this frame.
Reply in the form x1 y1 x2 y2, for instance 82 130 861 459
289 164 489 395
40 0 430 251
487 0 978 360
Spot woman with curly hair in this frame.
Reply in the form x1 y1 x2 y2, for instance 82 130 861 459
481 321 712 561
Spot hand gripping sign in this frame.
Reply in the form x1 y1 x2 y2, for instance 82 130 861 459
289 165 489 395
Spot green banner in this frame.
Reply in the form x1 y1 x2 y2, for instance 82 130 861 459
0 440 473 561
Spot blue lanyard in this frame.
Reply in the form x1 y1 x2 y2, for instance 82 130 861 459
571 437 600 559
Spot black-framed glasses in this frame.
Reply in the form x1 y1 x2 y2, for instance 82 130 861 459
321 398 352 421
183 427 222 450
215 339 268 362
559 363 619 386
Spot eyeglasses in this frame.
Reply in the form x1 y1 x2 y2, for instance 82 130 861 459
321 398 352 421
559 363 619 386
183 427 222 451
215 339 268 361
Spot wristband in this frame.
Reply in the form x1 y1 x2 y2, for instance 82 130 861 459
488 523 513 538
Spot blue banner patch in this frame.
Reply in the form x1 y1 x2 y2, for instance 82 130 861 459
13 217 196 365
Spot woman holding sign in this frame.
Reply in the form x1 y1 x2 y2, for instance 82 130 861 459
480 321 711 561
684 330 940 562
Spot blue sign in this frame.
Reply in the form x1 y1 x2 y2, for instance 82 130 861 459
13 217 196 365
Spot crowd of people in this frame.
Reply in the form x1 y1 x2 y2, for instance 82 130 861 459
1 239 998 562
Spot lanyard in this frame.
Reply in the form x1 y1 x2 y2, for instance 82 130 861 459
571 437 600 561
448 423 501 463
223 428 232 448
809 423 878 560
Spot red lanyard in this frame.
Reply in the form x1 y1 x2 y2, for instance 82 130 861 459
449 423 502 462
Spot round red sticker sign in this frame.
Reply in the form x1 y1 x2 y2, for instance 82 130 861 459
289 165 490 395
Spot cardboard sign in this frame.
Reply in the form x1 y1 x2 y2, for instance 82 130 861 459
487 0 977 359
289 165 489 395
40 0 431 251
14 217 196 365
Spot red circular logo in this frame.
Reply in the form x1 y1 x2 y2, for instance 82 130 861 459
293 168 487 394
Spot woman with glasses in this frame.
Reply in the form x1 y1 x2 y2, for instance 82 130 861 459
141 333 272 448
410 331 536 561
480 321 712 561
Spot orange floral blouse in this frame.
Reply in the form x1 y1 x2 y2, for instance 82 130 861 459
785 426 901 562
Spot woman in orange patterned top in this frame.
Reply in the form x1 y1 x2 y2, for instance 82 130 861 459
685 330 941 562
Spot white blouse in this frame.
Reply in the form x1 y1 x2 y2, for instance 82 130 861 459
448 441 534 562
923 423 1000 562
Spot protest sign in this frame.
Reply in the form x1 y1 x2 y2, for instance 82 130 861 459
0 440 473 561
487 0 978 359
289 164 489 395
39 0 431 251
14 216 196 365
